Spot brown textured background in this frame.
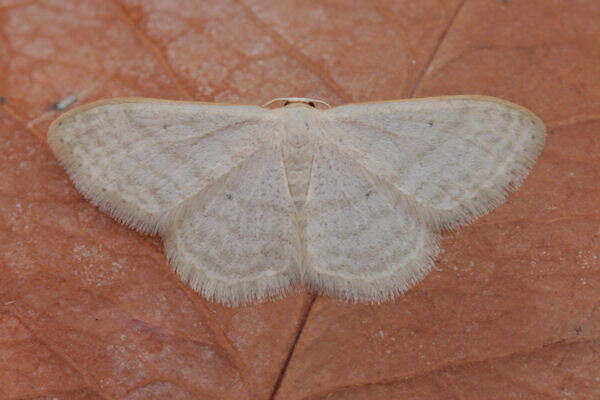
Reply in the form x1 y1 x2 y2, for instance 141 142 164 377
1 0 599 399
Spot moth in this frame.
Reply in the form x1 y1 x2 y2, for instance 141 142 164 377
48 96 546 305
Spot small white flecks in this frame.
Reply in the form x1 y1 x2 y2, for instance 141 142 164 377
46 95 546 305
111 261 124 271
27 75 112 129
55 95 78 111
578 249 599 269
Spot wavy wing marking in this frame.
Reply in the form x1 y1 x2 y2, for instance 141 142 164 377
323 96 546 229
48 98 271 234
163 149 301 305
302 144 439 302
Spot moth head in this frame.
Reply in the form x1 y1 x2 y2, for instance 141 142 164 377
284 100 315 108
262 97 330 109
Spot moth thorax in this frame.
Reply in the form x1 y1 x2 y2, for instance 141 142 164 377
281 122 315 209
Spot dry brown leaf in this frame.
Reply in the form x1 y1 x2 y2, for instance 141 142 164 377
0 1 598 399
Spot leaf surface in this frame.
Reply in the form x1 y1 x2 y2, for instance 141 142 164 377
0 1 598 399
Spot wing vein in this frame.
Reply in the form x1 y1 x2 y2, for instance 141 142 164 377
142 119 265 148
